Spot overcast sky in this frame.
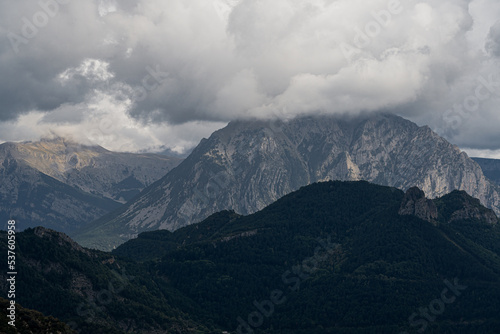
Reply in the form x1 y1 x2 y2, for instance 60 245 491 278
1 0 500 157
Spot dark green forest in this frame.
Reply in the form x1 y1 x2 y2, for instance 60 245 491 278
2 181 500 333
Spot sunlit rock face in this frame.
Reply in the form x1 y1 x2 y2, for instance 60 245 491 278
81 114 500 250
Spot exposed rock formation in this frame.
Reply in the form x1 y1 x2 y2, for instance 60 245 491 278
398 187 438 223
75 114 500 250
450 205 498 224
436 190 498 225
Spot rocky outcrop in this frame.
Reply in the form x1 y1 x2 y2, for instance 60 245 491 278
399 187 438 223
439 190 498 225
76 114 500 250
450 205 498 224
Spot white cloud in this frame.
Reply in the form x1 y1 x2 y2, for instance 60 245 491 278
0 91 225 153
58 58 114 83
98 0 118 17
463 148 500 159
0 0 500 154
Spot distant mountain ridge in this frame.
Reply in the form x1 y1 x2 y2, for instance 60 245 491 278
0 138 182 233
7 137 182 202
74 114 500 250
473 157 500 186
0 154 121 234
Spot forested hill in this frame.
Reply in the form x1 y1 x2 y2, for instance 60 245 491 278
2 181 500 333
115 181 500 333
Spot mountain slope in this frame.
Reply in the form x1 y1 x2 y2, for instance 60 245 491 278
3 137 182 203
0 138 182 234
0 156 121 233
113 181 500 333
4 181 499 333
76 114 500 250
0 227 215 334
473 157 500 186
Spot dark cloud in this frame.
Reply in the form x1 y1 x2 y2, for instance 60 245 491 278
0 0 499 153
486 21 500 57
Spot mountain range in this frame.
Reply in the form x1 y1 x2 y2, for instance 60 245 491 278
2 181 499 333
73 114 500 250
0 138 181 233
473 157 500 186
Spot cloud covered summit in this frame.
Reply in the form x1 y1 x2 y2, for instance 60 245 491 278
1 0 500 154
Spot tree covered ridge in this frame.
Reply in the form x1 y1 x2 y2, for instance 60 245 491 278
1 181 500 333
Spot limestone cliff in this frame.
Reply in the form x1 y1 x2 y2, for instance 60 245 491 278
75 114 500 250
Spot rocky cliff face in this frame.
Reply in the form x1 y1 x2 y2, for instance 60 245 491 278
75 114 500 250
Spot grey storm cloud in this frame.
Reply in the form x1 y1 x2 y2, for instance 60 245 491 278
486 21 500 57
0 0 500 152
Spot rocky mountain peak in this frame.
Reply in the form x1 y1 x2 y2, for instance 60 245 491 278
399 187 438 223
74 113 500 250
